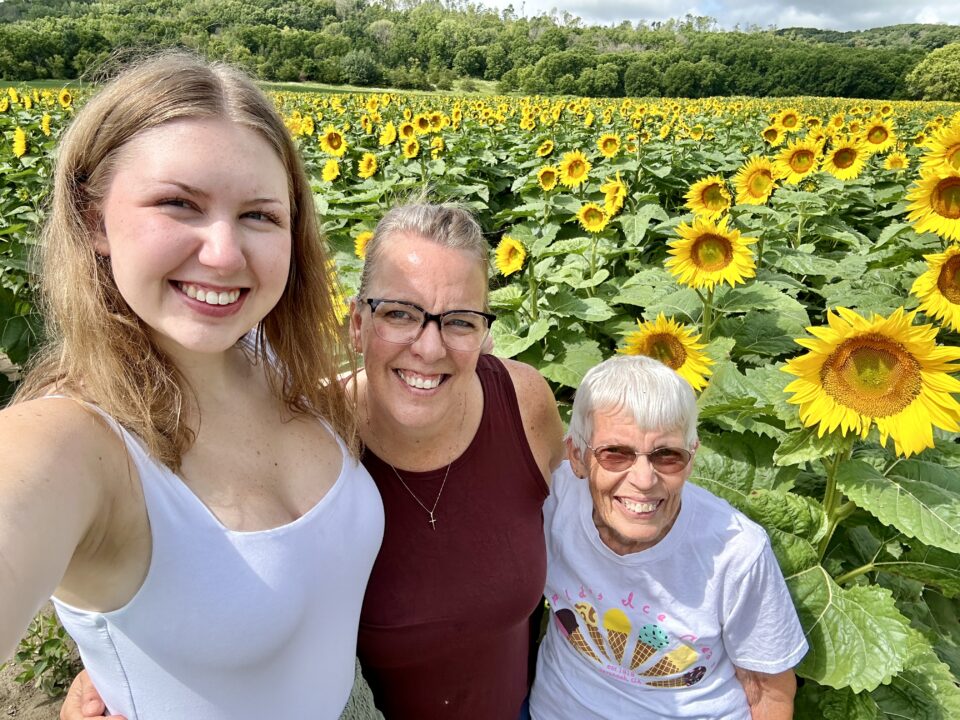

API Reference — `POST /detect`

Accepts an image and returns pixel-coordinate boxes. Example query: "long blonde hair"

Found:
[15,51,357,468]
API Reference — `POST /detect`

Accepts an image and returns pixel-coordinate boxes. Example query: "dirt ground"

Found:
[0,661,62,720]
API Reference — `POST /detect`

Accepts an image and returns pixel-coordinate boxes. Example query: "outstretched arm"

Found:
[735,667,797,720]
[0,400,113,660]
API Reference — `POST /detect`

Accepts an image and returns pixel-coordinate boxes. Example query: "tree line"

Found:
[1,0,958,99]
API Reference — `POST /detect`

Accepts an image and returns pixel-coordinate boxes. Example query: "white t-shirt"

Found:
[530,463,808,720]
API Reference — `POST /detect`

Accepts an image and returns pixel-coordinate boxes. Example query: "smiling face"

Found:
[350,232,488,434]
[95,118,291,360]
[569,408,695,556]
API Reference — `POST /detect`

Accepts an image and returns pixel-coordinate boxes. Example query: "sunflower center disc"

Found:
[648,334,687,368]
[868,127,888,144]
[820,334,922,417]
[937,255,960,304]
[791,150,814,172]
[749,172,772,195]
[703,185,726,210]
[692,234,734,271]
[933,177,960,220]
[835,148,857,169]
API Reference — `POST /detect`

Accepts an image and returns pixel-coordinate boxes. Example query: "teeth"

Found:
[179,283,241,306]
[398,370,441,390]
[621,499,658,514]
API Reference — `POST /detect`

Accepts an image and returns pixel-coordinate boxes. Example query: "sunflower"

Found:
[354,230,374,259]
[398,121,416,140]
[688,124,705,141]
[319,125,347,157]
[911,245,960,332]
[733,156,778,205]
[666,216,758,290]
[12,126,26,158]
[774,137,821,184]
[923,123,960,172]
[537,166,559,191]
[379,121,397,146]
[413,113,432,135]
[576,203,609,233]
[782,307,960,457]
[600,173,628,216]
[684,175,731,218]
[558,150,591,188]
[321,158,340,182]
[884,152,909,172]
[761,125,785,147]
[619,314,713,391]
[537,139,555,157]
[57,88,72,109]
[494,235,526,276]
[431,136,444,159]
[41,113,51,137]
[597,133,621,158]
[906,168,960,242]
[402,138,420,159]
[862,116,896,154]
[776,107,802,132]
[358,153,378,179]
[822,137,867,181]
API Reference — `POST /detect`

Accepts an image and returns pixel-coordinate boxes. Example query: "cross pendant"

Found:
[429,512,437,530]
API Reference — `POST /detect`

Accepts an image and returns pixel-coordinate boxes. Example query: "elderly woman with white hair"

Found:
[530,355,807,720]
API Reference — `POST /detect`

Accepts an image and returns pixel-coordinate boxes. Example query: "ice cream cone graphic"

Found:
[630,624,669,670]
[640,641,699,677]
[602,608,631,663]
[556,608,601,664]
[574,602,609,659]
[649,665,707,688]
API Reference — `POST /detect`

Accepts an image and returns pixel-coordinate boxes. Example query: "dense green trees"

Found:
[907,42,960,101]
[0,0,956,99]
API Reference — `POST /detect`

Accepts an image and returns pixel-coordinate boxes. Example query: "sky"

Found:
[474,0,958,32]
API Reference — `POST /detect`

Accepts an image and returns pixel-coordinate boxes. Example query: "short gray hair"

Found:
[567,355,699,454]
[358,202,490,304]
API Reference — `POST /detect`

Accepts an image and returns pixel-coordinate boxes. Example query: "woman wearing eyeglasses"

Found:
[348,203,565,719]
[530,355,807,720]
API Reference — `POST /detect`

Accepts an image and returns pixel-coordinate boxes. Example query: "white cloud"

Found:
[479,0,960,31]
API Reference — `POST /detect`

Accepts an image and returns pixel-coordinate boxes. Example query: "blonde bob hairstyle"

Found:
[567,355,699,456]
[15,51,357,468]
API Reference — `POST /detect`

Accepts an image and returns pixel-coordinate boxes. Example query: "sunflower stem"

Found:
[833,562,875,587]
[700,287,715,343]
[817,440,854,559]
[527,260,539,322]
[793,212,804,249]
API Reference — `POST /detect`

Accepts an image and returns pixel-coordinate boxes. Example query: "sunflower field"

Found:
[3,84,960,715]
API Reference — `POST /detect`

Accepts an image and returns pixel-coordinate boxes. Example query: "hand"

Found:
[60,669,127,720]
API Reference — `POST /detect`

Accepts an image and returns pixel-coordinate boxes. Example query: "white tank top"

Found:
[51,408,384,720]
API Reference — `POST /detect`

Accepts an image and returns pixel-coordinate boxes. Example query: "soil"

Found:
[1,605,75,720]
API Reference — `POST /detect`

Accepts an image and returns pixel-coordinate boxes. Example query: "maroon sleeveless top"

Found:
[358,354,549,719]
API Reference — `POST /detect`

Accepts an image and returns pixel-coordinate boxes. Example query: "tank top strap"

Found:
[473,355,544,490]
[39,395,213,528]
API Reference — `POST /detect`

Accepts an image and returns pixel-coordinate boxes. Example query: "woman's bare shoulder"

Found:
[499,358,565,475]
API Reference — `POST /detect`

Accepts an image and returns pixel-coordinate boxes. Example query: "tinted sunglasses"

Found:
[586,445,693,473]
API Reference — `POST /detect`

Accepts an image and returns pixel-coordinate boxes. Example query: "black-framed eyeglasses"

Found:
[363,298,496,352]
[586,444,693,473]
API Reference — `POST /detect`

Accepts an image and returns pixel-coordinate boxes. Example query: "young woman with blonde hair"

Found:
[0,51,384,719]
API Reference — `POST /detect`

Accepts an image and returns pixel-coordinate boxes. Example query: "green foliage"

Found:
[1,610,80,698]
[907,42,960,101]
[0,0,946,97]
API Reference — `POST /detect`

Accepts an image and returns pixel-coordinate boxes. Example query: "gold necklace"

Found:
[389,462,452,530]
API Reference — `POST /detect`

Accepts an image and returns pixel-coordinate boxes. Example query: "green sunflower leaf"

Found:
[835,459,960,554]
[871,627,960,720]
[539,338,603,389]
[774,426,854,466]
[874,543,960,598]
[743,490,829,545]
[788,570,912,692]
